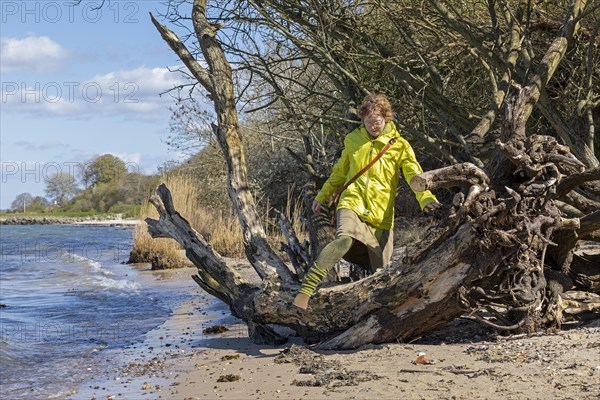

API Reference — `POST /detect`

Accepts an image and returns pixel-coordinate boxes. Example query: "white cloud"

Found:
[1,65,189,119]
[0,35,71,73]
[112,152,141,165]
[14,140,68,151]
[110,152,144,174]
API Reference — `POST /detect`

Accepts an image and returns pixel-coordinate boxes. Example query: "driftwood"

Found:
[146,0,600,349]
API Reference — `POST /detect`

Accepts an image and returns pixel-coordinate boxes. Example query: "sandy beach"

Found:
[65,263,600,400]
[72,218,141,226]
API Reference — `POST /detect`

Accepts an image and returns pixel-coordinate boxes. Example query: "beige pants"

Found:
[335,208,393,273]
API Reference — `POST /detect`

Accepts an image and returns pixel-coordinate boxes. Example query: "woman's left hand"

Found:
[424,202,442,213]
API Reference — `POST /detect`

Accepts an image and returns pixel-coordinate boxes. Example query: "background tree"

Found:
[68,172,159,214]
[166,97,216,156]
[195,0,598,169]
[167,97,307,211]
[45,172,79,206]
[82,154,127,186]
[10,193,33,213]
[29,196,49,212]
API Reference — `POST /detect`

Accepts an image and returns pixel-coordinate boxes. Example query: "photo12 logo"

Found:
[1,161,141,184]
[1,81,139,104]
[0,241,133,263]
[1,1,140,24]
[0,321,141,343]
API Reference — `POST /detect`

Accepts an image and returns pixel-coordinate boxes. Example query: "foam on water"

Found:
[84,275,141,293]
[63,251,115,276]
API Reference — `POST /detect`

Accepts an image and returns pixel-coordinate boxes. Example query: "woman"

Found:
[293,93,441,310]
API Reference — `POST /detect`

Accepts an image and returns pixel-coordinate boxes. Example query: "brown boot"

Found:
[292,293,310,310]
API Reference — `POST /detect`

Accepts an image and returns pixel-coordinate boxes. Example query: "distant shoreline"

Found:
[0,216,141,226]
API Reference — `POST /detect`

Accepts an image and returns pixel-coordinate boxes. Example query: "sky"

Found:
[0,0,196,209]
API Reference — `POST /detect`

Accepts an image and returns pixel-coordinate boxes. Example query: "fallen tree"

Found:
[147,0,600,349]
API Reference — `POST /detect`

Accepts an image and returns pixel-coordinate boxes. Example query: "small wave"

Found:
[63,252,114,276]
[85,275,140,293]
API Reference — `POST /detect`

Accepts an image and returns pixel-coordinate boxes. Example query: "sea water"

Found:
[0,224,200,399]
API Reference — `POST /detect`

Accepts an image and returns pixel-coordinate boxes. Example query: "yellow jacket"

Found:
[315,121,438,230]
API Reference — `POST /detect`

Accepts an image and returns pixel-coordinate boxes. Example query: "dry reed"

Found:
[131,174,306,267]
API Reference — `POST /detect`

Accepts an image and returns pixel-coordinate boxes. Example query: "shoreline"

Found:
[66,263,600,399]
[0,216,141,226]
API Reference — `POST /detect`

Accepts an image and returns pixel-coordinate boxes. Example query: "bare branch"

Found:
[150,12,214,93]
[556,167,600,197]
[410,163,490,191]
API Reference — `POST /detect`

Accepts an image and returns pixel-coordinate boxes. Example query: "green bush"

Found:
[108,202,132,214]
[123,205,142,219]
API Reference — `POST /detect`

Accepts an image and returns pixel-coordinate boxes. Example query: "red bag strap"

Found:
[331,137,396,206]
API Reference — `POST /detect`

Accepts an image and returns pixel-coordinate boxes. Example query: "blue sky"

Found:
[1,0,194,209]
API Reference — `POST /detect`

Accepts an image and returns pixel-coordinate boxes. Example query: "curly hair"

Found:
[357,93,394,121]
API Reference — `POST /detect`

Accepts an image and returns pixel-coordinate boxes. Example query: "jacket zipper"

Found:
[363,139,375,210]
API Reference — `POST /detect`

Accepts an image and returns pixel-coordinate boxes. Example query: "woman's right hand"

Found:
[312,199,321,214]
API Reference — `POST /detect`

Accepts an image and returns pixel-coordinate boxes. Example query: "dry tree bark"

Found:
[147,0,600,348]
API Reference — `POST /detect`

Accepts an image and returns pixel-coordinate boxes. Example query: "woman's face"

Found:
[363,113,386,137]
